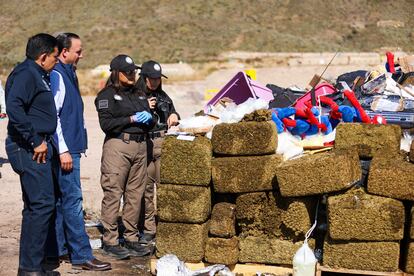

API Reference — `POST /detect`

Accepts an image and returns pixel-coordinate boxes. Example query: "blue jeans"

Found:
[55,153,93,264]
[5,137,59,272]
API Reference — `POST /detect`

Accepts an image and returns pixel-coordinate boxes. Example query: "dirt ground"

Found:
[0,63,373,275]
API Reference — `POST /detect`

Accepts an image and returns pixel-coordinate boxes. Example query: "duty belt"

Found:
[149,130,165,139]
[113,132,147,143]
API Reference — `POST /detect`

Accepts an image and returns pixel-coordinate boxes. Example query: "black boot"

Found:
[102,244,130,260]
[139,233,155,245]
[124,241,151,257]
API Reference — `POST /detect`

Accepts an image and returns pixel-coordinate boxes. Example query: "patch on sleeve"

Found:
[98,99,109,109]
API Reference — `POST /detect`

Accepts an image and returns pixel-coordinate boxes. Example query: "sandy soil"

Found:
[0,64,371,275]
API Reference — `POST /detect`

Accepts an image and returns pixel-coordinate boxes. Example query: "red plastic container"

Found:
[293,83,336,111]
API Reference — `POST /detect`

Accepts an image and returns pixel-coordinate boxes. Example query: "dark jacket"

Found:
[52,61,87,154]
[135,76,179,132]
[95,85,154,136]
[6,59,57,148]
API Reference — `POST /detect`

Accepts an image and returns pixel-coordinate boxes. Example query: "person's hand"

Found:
[167,113,179,128]
[131,111,152,124]
[60,152,73,171]
[148,97,157,109]
[33,141,48,164]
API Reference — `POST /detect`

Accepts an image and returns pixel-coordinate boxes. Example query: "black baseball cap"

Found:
[110,54,140,72]
[140,60,168,79]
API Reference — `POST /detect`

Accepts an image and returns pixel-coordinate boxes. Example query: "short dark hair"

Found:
[56,32,80,53]
[25,33,58,60]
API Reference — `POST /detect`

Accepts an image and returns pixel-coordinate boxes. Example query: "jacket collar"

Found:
[25,58,48,75]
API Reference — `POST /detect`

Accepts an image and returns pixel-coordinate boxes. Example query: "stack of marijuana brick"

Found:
[156,136,212,262]
[155,114,413,272]
[323,123,413,273]
[156,110,319,265]
[210,114,317,265]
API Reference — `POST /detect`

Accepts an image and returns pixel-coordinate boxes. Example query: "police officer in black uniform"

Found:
[95,54,153,259]
[5,33,60,276]
[134,60,179,245]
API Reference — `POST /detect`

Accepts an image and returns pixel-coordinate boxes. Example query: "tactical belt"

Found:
[148,130,166,139]
[112,132,147,143]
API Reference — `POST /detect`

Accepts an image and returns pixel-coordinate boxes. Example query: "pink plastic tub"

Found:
[293,83,336,111]
[204,72,274,113]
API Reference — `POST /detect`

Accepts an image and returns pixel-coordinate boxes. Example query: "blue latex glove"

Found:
[132,111,152,124]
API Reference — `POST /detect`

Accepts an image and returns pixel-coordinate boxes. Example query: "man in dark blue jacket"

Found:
[5,33,59,276]
[50,33,111,271]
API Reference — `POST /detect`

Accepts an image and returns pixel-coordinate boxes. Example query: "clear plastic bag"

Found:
[293,241,317,276]
[292,202,318,276]
[156,254,233,276]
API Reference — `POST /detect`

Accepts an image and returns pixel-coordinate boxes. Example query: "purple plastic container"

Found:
[204,72,274,113]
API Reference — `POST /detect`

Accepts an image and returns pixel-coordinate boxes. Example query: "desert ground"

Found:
[0,57,378,275]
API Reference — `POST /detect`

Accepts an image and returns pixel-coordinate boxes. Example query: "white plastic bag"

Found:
[156,254,233,276]
[401,129,413,153]
[292,241,317,276]
[293,201,318,276]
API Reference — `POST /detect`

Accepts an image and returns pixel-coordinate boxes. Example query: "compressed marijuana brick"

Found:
[209,202,236,238]
[212,121,277,156]
[212,154,282,193]
[204,237,239,265]
[368,156,414,201]
[327,188,405,241]
[323,239,400,272]
[276,150,361,197]
[156,221,209,262]
[160,136,212,185]
[157,184,211,223]
[335,123,401,158]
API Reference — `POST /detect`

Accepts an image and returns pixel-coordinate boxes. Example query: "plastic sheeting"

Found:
[156,254,233,276]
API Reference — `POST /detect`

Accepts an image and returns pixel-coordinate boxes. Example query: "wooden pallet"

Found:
[316,263,414,276]
[150,259,293,275]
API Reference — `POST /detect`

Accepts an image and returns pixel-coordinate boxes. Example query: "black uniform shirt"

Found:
[6,59,57,148]
[95,85,154,135]
[149,89,180,132]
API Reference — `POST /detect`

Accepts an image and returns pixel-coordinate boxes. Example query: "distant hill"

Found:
[0,0,413,69]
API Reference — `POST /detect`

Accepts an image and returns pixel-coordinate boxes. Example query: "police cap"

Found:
[140,60,168,79]
[110,54,140,72]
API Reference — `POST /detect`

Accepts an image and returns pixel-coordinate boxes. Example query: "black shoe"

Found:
[102,244,130,260]
[17,269,44,276]
[17,269,60,276]
[45,271,60,276]
[124,240,151,257]
[139,233,155,245]
[41,257,60,271]
[72,258,112,271]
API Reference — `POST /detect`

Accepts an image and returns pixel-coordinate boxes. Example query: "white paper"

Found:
[177,135,196,141]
